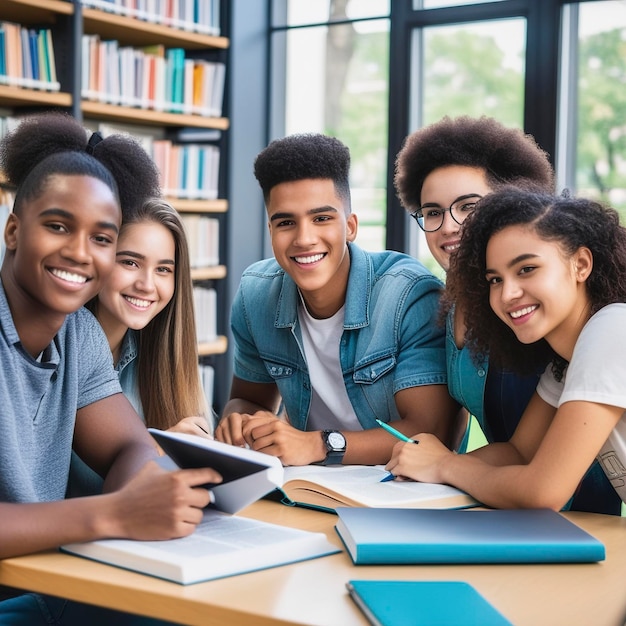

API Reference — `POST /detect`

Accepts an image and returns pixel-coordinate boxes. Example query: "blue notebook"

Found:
[347,580,512,626]
[335,508,605,565]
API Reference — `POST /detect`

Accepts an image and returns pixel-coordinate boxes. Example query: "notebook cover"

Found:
[336,508,605,564]
[347,580,512,626]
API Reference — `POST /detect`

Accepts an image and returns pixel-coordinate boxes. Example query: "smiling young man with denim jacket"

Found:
[214,133,461,466]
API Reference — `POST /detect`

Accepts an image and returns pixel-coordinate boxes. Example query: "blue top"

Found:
[116,329,143,418]
[231,243,447,430]
[0,281,121,503]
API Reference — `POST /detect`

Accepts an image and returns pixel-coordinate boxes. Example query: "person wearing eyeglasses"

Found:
[394,115,621,515]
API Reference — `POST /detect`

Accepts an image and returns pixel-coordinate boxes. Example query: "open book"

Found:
[149,430,476,513]
[274,464,477,512]
[62,508,339,585]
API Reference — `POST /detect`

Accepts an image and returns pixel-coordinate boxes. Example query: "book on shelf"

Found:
[335,507,606,565]
[0,21,59,92]
[61,506,339,585]
[79,0,222,37]
[346,580,513,626]
[80,36,226,117]
[194,286,217,344]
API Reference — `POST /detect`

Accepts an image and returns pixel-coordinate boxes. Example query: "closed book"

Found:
[346,580,512,626]
[62,508,339,585]
[335,508,605,564]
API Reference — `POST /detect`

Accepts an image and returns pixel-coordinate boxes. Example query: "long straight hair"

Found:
[90,198,208,429]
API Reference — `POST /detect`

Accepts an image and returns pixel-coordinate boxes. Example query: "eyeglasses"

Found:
[410,194,483,232]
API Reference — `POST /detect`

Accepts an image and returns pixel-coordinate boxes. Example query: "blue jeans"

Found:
[0,593,176,625]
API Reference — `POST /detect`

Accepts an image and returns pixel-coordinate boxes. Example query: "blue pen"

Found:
[375,419,418,482]
[375,419,419,444]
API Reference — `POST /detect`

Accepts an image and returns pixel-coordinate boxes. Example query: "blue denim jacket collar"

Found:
[275,242,370,330]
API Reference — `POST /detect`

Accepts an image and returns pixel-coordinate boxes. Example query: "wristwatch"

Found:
[319,430,346,465]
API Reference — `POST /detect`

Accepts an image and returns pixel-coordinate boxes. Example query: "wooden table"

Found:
[1,501,625,625]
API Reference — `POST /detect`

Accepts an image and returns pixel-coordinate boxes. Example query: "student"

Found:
[394,116,619,514]
[69,199,212,497]
[214,133,461,466]
[0,113,220,623]
[87,197,211,435]
[386,187,626,513]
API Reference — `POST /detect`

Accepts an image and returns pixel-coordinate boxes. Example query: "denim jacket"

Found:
[231,243,447,430]
[116,329,143,419]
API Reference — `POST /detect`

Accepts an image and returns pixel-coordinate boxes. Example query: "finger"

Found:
[180,467,223,486]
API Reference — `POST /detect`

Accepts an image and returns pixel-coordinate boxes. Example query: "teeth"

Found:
[443,243,460,252]
[294,253,324,264]
[125,296,151,308]
[510,305,537,319]
[51,269,87,284]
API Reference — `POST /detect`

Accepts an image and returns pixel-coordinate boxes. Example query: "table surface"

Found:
[1,501,625,626]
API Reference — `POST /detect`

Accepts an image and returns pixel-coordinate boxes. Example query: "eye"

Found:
[93,234,115,245]
[486,275,501,285]
[519,265,536,275]
[156,265,174,274]
[457,202,477,214]
[275,219,294,228]
[313,215,332,223]
[46,222,68,234]
[425,208,442,218]
[119,258,139,268]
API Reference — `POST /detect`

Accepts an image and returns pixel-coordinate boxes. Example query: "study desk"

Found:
[1,501,625,626]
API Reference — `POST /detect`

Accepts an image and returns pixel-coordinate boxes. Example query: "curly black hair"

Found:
[445,187,626,379]
[394,116,555,213]
[254,133,351,209]
[0,112,160,217]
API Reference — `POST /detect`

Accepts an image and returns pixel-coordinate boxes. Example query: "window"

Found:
[270,1,390,251]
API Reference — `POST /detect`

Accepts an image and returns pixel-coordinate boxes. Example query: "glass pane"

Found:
[419,0,502,7]
[575,1,626,218]
[408,17,525,269]
[273,19,390,251]
[274,0,390,28]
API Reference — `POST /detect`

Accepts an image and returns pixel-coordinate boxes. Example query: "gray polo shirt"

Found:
[0,281,121,503]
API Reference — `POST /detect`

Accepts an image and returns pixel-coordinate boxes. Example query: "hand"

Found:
[107,461,222,541]
[385,433,454,484]
[214,409,277,447]
[168,416,213,439]
[242,416,326,466]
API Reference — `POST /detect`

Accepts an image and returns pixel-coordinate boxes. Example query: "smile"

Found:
[124,295,152,309]
[293,253,325,264]
[509,305,538,319]
[441,242,460,253]
[50,269,88,284]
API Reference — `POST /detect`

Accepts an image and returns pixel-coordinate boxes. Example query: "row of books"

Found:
[181,214,220,268]
[81,35,225,117]
[80,0,221,37]
[0,21,59,92]
[194,286,217,344]
[198,363,214,414]
[153,140,220,201]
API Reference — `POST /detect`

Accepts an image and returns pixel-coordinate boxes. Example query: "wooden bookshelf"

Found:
[0,0,231,406]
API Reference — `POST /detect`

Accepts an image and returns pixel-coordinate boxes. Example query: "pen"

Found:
[375,419,419,444]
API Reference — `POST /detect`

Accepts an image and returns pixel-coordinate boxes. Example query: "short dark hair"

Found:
[445,187,626,379]
[394,116,555,213]
[0,112,160,217]
[254,133,351,208]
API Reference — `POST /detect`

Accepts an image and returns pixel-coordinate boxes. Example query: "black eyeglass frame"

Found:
[410,194,483,232]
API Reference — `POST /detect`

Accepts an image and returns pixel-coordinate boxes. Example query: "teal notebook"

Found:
[347,580,512,626]
[336,508,605,564]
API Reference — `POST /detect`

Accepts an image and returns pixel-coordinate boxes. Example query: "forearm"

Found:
[221,397,281,419]
[343,425,413,465]
[102,442,160,492]
[0,496,119,559]
[467,441,527,466]
[439,453,568,510]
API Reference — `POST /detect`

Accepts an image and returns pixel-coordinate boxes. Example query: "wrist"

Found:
[313,430,347,465]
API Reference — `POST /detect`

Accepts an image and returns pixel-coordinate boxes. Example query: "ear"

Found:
[573,246,593,283]
[346,212,358,243]
[4,213,19,251]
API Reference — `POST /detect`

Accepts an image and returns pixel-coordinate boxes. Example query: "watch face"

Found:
[327,431,346,450]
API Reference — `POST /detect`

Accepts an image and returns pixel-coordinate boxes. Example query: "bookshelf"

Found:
[0,0,230,412]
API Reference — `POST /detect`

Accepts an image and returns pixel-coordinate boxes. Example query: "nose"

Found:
[134,269,155,292]
[439,209,460,235]
[500,278,523,304]
[61,235,91,264]
[293,221,317,247]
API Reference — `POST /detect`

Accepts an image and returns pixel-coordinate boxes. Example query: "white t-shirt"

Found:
[536,303,626,504]
[297,297,361,431]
